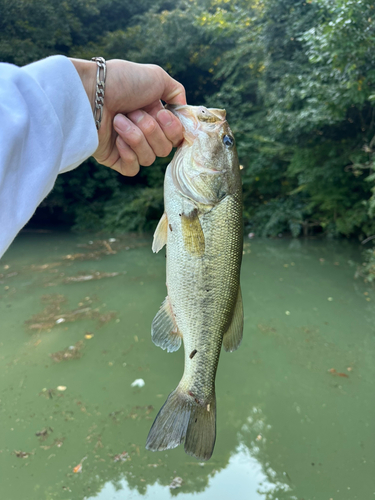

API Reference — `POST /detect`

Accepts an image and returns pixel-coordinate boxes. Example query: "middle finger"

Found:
[113,114,156,167]
[127,110,173,158]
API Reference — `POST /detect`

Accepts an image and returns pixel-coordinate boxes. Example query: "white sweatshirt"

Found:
[0,55,99,257]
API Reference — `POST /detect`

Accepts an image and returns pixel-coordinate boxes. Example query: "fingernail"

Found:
[114,114,131,132]
[130,110,145,124]
[157,109,172,127]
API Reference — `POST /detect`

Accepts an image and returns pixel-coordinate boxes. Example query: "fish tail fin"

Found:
[184,392,216,461]
[146,387,216,461]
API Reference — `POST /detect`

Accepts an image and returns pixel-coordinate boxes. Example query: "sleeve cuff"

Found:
[23,55,99,173]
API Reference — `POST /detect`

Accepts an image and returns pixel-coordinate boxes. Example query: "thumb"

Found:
[159,70,187,105]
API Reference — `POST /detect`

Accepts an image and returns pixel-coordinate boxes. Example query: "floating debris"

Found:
[257,324,277,334]
[169,477,183,489]
[62,238,144,262]
[131,379,145,388]
[39,388,56,399]
[57,386,67,391]
[84,333,94,340]
[285,311,291,315]
[328,368,349,378]
[14,450,33,458]
[25,295,116,331]
[63,271,119,284]
[28,262,62,271]
[73,463,82,473]
[40,438,64,450]
[35,427,53,440]
[50,342,83,362]
[327,297,333,301]
[113,451,129,462]
[73,456,87,473]
[126,405,154,420]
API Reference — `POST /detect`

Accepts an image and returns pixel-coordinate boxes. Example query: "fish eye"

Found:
[223,134,234,147]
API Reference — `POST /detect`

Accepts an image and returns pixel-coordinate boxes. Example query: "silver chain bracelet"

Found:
[91,57,106,130]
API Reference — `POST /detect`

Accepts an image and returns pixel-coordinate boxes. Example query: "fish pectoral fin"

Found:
[181,209,205,257]
[152,212,168,253]
[151,296,182,352]
[223,287,243,352]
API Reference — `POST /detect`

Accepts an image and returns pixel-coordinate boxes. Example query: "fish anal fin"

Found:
[152,213,168,253]
[151,296,182,352]
[223,287,243,352]
[181,209,205,257]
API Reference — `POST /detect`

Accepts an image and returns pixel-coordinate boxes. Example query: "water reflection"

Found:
[88,444,285,500]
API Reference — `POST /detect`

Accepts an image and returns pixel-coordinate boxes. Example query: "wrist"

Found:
[69,58,97,112]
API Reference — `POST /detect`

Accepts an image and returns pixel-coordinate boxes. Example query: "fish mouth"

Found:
[166,104,196,121]
[166,104,226,123]
[166,105,227,146]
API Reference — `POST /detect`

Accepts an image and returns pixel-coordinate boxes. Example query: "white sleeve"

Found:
[0,55,99,257]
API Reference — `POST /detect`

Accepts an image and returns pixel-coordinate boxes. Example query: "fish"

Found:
[146,104,243,461]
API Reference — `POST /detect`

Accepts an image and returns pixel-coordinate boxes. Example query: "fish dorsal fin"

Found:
[223,287,243,352]
[152,213,168,253]
[152,296,182,352]
[181,209,205,257]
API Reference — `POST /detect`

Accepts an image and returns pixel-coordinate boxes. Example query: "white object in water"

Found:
[131,379,145,388]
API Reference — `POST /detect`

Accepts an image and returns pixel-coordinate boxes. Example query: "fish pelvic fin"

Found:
[152,212,168,253]
[223,286,243,352]
[146,387,216,461]
[151,296,182,352]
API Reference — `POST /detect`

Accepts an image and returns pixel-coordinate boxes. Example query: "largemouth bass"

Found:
[146,104,243,461]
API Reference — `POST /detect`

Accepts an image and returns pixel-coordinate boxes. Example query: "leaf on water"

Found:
[73,456,87,473]
[73,463,82,473]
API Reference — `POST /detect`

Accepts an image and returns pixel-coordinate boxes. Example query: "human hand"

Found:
[70,58,186,176]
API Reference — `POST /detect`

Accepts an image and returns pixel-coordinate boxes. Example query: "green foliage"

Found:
[356,246,375,283]
[2,0,375,241]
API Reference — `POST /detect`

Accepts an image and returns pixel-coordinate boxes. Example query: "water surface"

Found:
[0,232,374,499]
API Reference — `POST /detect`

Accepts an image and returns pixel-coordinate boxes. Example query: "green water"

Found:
[0,232,374,500]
